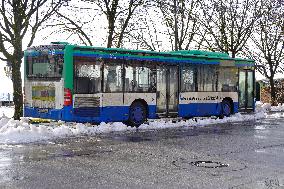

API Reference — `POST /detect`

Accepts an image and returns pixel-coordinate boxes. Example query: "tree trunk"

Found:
[269,77,277,106]
[106,0,119,48]
[107,21,115,48]
[11,55,23,120]
[231,50,236,58]
[173,0,179,51]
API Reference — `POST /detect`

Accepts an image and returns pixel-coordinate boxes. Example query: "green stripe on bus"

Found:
[72,50,219,64]
[64,45,74,91]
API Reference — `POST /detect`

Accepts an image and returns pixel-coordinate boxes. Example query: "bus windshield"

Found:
[26,53,64,79]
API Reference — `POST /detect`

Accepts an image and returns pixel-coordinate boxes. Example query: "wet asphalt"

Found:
[1,116,284,189]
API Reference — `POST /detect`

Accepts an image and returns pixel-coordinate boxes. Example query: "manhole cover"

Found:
[172,158,246,171]
[191,161,229,168]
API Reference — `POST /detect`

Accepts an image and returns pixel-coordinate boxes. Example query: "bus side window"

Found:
[196,65,218,92]
[103,60,123,93]
[56,55,64,76]
[124,63,135,92]
[124,60,156,93]
[181,66,196,92]
[74,56,102,94]
[149,69,156,92]
[218,67,238,92]
[75,77,90,93]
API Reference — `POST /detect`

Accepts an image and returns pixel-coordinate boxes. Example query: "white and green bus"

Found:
[24,42,255,126]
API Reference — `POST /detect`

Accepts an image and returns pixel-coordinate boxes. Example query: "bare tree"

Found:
[198,0,261,57]
[82,0,143,48]
[245,0,284,105]
[0,0,63,119]
[54,11,94,46]
[156,0,200,51]
[49,1,104,46]
[127,3,164,51]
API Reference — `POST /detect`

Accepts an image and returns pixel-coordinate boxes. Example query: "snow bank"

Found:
[0,106,14,118]
[255,101,271,112]
[271,104,284,112]
[266,112,284,119]
[140,111,266,130]
[0,109,267,144]
[0,117,137,144]
[255,101,284,112]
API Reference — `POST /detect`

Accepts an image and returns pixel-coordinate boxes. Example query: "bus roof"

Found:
[70,44,254,62]
[25,43,255,65]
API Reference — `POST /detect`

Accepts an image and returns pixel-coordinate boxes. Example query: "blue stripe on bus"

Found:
[178,102,238,117]
[73,53,220,65]
[24,104,157,123]
[24,102,238,123]
[25,51,64,56]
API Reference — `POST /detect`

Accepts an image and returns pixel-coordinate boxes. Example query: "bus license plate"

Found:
[38,108,49,113]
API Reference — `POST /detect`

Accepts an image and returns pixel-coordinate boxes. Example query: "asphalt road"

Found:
[1,115,284,189]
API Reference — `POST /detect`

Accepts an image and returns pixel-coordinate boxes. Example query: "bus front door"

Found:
[156,66,179,116]
[239,70,254,111]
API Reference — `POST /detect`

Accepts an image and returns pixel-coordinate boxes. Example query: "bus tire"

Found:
[220,100,232,118]
[128,101,147,127]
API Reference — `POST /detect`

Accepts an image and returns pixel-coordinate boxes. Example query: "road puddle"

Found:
[113,135,153,142]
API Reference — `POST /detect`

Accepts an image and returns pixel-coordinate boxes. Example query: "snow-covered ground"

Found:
[0,104,283,144]
[255,101,284,112]
[0,106,14,118]
[271,104,284,112]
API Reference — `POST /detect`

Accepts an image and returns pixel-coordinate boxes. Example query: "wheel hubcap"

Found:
[223,103,231,116]
[132,106,144,123]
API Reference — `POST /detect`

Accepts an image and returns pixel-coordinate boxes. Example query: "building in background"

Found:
[256,79,284,104]
[0,92,13,106]
[0,62,13,106]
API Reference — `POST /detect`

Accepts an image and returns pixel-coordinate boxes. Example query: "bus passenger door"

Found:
[156,67,167,114]
[168,66,179,114]
[156,66,179,116]
[239,70,254,111]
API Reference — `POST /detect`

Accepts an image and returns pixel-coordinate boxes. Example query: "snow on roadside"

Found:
[140,111,267,130]
[266,112,284,119]
[255,101,284,112]
[0,118,135,144]
[271,104,284,112]
[255,102,284,118]
[0,106,268,144]
[0,106,14,118]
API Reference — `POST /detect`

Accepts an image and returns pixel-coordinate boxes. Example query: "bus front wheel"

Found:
[128,101,147,127]
[220,100,232,118]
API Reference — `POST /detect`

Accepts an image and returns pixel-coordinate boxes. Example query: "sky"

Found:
[0,64,13,94]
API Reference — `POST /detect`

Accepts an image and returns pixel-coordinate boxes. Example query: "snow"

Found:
[255,101,284,112]
[0,106,14,118]
[267,113,284,119]
[271,104,284,112]
[0,103,281,145]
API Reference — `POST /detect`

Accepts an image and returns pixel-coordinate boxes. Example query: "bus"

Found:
[24,42,255,126]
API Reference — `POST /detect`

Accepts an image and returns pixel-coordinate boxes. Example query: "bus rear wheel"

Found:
[220,100,232,118]
[128,101,147,127]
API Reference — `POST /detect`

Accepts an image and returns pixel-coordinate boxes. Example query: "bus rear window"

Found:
[26,54,64,78]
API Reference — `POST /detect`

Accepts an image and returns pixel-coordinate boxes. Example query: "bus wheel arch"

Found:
[128,99,148,127]
[220,97,234,118]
